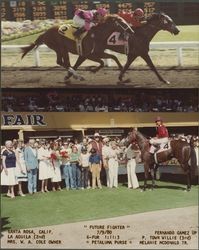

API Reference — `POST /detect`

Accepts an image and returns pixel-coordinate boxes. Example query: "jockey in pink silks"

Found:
[73,7,108,38]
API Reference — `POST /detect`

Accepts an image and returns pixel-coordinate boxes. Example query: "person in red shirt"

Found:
[118,8,146,29]
[149,117,169,154]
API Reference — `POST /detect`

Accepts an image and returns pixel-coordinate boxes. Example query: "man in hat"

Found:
[149,117,169,154]
[90,133,103,157]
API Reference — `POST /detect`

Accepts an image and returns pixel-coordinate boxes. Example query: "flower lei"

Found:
[50,152,57,168]
[60,151,69,159]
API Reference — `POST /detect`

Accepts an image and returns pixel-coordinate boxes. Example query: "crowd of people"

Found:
[1,133,141,198]
[2,91,198,112]
[1,130,198,199]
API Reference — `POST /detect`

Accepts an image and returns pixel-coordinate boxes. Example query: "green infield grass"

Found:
[2,25,199,45]
[1,181,198,230]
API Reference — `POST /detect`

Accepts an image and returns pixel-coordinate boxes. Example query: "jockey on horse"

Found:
[73,7,108,39]
[118,8,147,28]
[149,117,169,154]
[118,8,146,40]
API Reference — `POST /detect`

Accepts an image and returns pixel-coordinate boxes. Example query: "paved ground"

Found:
[1,66,199,88]
[1,206,198,249]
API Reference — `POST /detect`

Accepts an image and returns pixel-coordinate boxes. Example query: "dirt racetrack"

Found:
[1,206,198,249]
[2,66,199,88]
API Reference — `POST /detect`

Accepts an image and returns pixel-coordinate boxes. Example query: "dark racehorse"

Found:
[21,15,133,80]
[124,128,196,191]
[67,12,180,84]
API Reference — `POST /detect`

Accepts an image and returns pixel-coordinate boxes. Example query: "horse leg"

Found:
[154,164,160,181]
[118,54,137,83]
[56,51,64,67]
[100,52,123,71]
[186,167,191,192]
[86,52,123,73]
[64,56,86,81]
[141,54,170,85]
[86,55,104,73]
[150,168,155,190]
[55,50,74,83]
[142,163,149,191]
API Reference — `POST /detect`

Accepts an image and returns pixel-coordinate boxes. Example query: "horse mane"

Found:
[136,130,148,141]
[103,14,124,23]
[146,12,161,21]
[146,12,171,22]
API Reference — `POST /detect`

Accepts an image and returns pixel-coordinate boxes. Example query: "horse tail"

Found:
[189,140,197,179]
[21,33,44,59]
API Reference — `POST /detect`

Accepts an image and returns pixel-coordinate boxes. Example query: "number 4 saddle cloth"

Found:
[58,23,88,41]
[107,32,128,46]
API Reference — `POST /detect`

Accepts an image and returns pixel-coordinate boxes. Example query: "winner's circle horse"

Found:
[123,128,197,191]
[21,15,134,82]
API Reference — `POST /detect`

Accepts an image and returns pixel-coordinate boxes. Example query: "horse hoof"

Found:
[118,76,122,82]
[64,75,70,81]
[90,68,98,73]
[123,78,131,83]
[79,76,85,81]
[117,81,125,85]
[64,79,71,85]
[73,75,79,80]
[164,80,170,85]
[88,66,99,73]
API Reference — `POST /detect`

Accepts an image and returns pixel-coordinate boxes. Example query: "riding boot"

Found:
[73,27,86,39]
[154,145,160,154]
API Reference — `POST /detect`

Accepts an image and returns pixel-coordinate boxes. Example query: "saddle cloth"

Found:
[58,23,88,41]
[157,141,171,153]
[153,141,171,164]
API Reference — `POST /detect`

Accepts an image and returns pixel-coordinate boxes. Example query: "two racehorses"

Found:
[21,12,180,84]
[21,14,133,81]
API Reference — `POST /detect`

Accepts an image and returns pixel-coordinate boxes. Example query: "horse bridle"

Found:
[148,14,174,32]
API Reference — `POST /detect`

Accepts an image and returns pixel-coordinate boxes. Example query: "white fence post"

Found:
[177,47,183,66]
[34,49,40,67]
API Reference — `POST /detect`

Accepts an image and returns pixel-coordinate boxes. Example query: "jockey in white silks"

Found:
[149,117,169,154]
[73,7,108,38]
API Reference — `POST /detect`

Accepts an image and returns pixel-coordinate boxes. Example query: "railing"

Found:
[2,41,199,67]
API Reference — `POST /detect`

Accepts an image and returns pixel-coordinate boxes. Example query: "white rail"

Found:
[2,41,199,67]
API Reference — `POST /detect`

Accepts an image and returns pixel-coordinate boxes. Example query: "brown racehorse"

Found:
[124,128,197,192]
[66,12,180,84]
[21,15,134,81]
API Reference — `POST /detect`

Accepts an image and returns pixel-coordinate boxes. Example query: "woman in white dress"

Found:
[1,140,18,198]
[38,141,51,193]
[49,142,62,191]
[15,140,27,196]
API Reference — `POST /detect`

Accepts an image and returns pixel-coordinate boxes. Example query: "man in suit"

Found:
[24,139,38,194]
